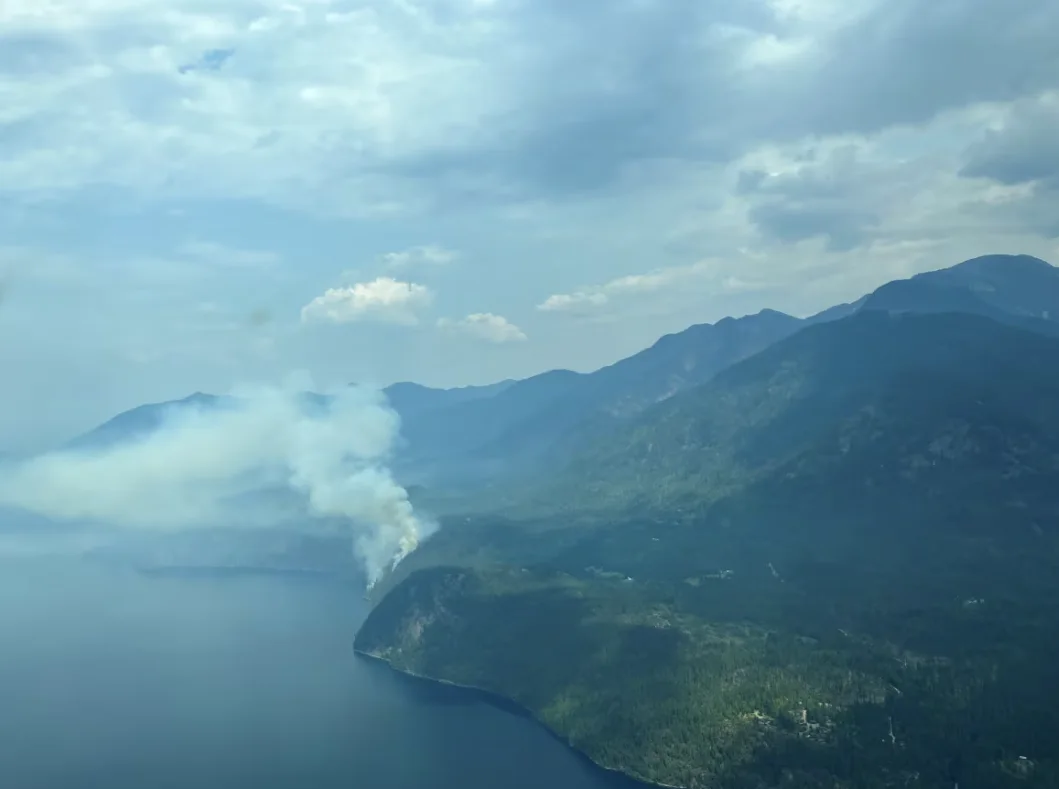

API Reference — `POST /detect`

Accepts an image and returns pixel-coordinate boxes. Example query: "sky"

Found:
[0,0,1058,451]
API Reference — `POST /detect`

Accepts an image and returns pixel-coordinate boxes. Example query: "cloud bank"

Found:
[0,382,433,586]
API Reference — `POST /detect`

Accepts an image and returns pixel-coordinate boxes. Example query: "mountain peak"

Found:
[756,307,792,319]
[181,391,220,406]
[860,253,1058,324]
[713,307,795,328]
[948,253,1053,273]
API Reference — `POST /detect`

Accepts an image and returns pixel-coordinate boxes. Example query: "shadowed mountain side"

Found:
[358,310,1059,788]
[383,380,517,422]
[558,310,1059,515]
[863,254,1059,321]
[397,310,805,484]
[397,254,1059,487]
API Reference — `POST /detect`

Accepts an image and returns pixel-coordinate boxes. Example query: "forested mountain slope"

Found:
[395,254,1059,484]
[395,309,805,481]
[359,311,1059,789]
[564,309,1059,515]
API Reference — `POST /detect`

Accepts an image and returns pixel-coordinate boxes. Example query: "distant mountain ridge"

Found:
[383,379,517,421]
[393,307,807,484]
[67,254,1059,480]
[67,309,804,462]
[560,309,1059,517]
[395,253,1059,482]
[862,253,1058,319]
[67,392,234,450]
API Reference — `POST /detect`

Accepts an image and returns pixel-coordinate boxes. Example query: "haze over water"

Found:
[0,557,639,789]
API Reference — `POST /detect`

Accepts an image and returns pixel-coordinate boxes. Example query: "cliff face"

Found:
[355,566,476,670]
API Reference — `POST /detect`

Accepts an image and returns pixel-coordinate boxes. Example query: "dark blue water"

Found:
[0,558,642,789]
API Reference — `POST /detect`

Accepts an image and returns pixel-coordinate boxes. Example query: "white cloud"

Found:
[437,312,527,344]
[379,244,458,270]
[537,291,610,314]
[301,277,433,326]
[538,259,767,315]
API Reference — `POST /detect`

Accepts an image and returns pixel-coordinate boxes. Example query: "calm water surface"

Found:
[0,558,642,789]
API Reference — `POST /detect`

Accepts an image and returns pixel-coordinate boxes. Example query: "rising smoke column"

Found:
[0,381,434,586]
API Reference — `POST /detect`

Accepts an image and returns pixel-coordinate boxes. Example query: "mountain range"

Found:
[69,254,1059,495]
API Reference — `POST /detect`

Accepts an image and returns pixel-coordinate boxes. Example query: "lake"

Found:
[0,557,644,789]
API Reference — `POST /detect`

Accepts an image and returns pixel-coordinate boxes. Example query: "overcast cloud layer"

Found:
[1,0,1058,449]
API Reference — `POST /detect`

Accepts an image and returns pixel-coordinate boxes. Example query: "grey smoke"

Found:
[0,380,434,586]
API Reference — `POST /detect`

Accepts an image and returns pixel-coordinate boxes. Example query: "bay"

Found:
[0,557,642,789]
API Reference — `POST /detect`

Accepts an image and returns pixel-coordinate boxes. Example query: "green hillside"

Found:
[563,310,1059,514]
[358,311,1059,788]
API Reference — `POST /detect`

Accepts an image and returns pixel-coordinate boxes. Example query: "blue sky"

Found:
[1,0,1057,450]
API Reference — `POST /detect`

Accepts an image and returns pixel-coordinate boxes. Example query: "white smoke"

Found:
[0,381,434,586]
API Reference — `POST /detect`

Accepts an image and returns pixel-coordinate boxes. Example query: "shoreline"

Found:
[353,648,686,789]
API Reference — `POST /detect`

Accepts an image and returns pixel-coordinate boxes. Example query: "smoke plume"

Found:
[0,381,434,586]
